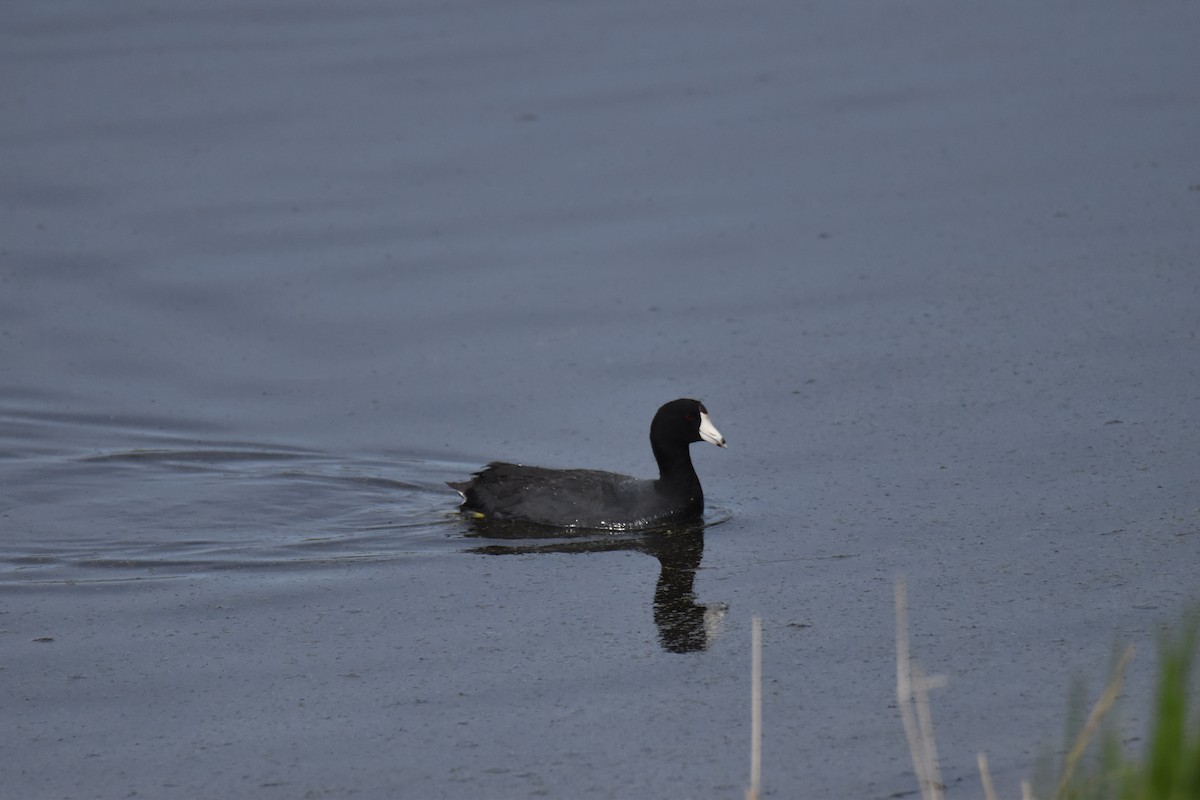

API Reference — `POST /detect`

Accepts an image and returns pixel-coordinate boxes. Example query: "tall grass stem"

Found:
[746,615,762,800]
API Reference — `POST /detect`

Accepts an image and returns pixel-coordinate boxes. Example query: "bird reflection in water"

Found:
[461,518,727,654]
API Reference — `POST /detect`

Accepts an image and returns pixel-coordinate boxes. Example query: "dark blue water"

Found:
[3,2,1199,798]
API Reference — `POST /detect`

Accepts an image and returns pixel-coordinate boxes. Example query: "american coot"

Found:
[449,398,727,530]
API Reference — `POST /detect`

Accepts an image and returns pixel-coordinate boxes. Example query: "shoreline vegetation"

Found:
[745,579,1200,799]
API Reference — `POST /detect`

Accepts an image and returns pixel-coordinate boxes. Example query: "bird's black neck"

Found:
[653,442,703,508]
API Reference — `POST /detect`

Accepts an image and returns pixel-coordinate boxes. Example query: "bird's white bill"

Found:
[699,411,727,447]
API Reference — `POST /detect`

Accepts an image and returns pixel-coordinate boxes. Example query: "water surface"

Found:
[3,1,1199,798]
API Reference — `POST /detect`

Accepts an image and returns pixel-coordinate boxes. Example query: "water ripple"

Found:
[1,434,469,584]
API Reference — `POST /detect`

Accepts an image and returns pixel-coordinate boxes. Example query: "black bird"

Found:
[449,398,726,530]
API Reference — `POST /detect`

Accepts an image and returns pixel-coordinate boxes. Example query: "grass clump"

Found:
[1042,609,1200,800]
[893,578,1200,800]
